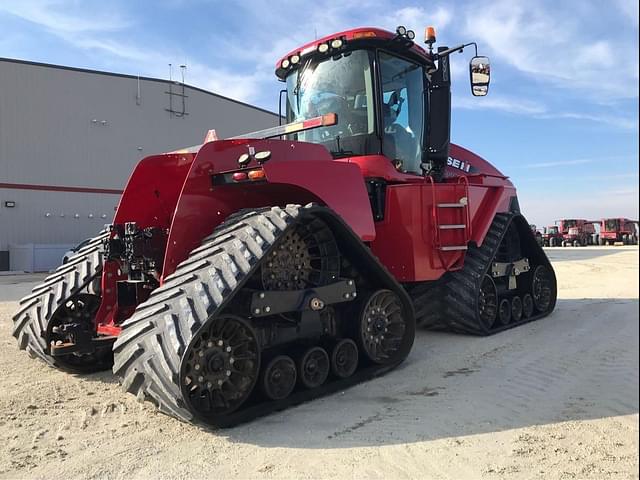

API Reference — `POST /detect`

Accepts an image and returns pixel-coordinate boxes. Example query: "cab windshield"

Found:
[548,226,559,234]
[605,219,619,231]
[286,50,376,158]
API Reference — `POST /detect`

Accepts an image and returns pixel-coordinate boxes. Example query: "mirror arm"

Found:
[433,42,478,60]
[278,89,287,126]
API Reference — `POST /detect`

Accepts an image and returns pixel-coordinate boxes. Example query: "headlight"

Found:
[290,54,300,64]
[330,38,343,49]
[318,42,329,53]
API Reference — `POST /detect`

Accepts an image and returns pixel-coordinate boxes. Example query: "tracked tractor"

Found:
[13,26,556,427]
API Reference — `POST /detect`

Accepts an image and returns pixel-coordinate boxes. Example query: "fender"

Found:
[161,139,375,277]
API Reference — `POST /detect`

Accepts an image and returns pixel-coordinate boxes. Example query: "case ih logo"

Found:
[447,156,476,173]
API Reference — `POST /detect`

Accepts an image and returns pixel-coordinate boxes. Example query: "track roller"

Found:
[522,293,534,318]
[261,355,297,400]
[511,296,523,323]
[297,347,330,389]
[498,298,511,326]
[331,339,359,378]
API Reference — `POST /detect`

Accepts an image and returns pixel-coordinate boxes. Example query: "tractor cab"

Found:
[275,27,490,180]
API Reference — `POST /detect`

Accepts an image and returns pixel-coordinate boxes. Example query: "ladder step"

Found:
[439,224,466,230]
[437,203,466,208]
[440,245,468,251]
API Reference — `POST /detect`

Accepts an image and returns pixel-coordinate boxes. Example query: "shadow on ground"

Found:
[70,297,639,449]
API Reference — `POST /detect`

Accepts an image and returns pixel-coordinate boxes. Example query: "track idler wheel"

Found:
[522,293,534,318]
[478,275,498,330]
[48,293,106,371]
[532,265,553,313]
[511,296,523,323]
[330,339,359,379]
[498,298,511,326]
[358,289,408,365]
[262,355,297,400]
[182,315,260,417]
[297,347,330,389]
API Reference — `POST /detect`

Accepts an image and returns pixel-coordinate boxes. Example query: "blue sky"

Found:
[1,0,638,227]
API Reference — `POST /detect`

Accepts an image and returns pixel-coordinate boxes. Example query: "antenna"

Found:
[180,64,187,85]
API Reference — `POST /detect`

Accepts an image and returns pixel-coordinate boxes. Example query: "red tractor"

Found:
[13,26,556,427]
[542,225,562,247]
[556,219,596,247]
[598,218,638,245]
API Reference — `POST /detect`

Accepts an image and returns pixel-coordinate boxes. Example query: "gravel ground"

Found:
[0,246,638,479]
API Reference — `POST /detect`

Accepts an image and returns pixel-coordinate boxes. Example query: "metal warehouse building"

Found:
[0,58,279,271]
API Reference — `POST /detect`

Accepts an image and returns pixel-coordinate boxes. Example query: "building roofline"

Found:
[0,56,279,118]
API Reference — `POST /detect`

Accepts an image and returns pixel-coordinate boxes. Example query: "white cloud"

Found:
[463,0,639,101]
[523,159,594,169]
[454,94,546,115]
[0,0,131,33]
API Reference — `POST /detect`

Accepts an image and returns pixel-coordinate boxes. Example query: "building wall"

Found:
[0,58,279,270]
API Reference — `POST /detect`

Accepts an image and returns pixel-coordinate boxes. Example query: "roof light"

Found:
[318,42,329,53]
[396,25,407,36]
[353,31,376,39]
[254,150,272,163]
[238,153,251,167]
[406,30,415,40]
[290,54,300,64]
[248,169,266,181]
[281,58,290,69]
[330,38,343,49]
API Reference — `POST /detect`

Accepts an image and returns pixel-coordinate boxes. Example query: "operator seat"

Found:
[382,102,417,171]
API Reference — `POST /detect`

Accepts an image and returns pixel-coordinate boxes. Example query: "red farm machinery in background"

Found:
[13,26,556,427]
[543,219,596,247]
[596,218,638,245]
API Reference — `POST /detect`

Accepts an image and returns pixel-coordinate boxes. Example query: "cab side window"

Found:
[379,52,425,174]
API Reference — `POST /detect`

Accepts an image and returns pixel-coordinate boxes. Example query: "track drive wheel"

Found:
[331,339,359,378]
[297,347,330,389]
[261,355,297,400]
[358,289,409,365]
[182,315,260,417]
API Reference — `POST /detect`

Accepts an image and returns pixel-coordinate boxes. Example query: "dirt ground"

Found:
[0,246,638,479]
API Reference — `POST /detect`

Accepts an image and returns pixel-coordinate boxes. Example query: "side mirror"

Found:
[469,56,490,96]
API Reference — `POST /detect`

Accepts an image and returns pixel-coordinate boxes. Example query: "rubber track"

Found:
[410,213,556,335]
[12,231,108,371]
[112,205,410,427]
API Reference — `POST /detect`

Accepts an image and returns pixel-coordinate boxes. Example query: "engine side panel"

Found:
[370,181,515,282]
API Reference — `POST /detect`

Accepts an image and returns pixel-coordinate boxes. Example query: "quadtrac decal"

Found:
[446,156,477,174]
